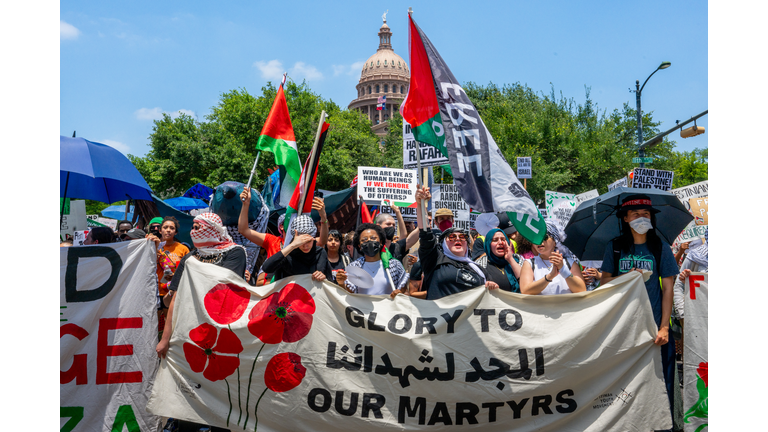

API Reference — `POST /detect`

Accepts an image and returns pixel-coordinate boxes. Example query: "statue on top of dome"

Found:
[382,10,388,23]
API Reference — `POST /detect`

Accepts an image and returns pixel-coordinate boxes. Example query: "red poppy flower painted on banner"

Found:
[248,283,316,344]
[697,362,708,387]
[204,283,251,325]
[183,323,243,382]
[264,352,306,392]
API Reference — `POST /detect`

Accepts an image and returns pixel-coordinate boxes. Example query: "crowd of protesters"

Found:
[60,184,706,432]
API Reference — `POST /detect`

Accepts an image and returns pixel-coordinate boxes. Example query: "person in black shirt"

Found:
[412,185,498,300]
[325,229,349,282]
[260,215,333,282]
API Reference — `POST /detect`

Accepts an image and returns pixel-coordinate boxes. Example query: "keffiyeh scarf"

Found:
[191,212,243,257]
[545,219,579,266]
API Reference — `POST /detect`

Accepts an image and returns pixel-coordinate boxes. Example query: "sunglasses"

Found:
[446,233,468,242]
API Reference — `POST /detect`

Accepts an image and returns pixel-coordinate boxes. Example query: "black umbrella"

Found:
[563,186,693,261]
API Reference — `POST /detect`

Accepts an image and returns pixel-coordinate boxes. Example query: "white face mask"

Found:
[629,217,653,235]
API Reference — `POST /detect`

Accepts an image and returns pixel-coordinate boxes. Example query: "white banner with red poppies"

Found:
[148,262,672,431]
[60,239,162,432]
[683,273,708,432]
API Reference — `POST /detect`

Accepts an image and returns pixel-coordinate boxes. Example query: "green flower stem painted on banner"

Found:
[243,342,266,429]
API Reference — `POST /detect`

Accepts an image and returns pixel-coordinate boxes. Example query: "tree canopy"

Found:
[129,80,707,207]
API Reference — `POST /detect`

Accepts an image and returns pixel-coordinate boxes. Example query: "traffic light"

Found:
[681,125,705,138]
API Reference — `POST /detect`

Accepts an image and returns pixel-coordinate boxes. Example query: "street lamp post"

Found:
[635,61,671,168]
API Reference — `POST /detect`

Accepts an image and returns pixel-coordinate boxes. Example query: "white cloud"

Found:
[61,20,81,40]
[291,62,323,81]
[100,139,131,155]
[134,107,197,121]
[332,61,366,77]
[135,107,163,121]
[254,60,284,81]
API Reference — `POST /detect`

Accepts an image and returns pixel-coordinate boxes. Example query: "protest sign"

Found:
[671,181,708,214]
[689,197,708,225]
[632,168,674,191]
[402,120,449,169]
[517,157,532,179]
[60,239,161,432]
[149,265,672,431]
[72,230,89,246]
[678,224,708,244]
[430,183,471,231]
[608,177,628,191]
[379,205,418,223]
[61,199,87,240]
[357,167,417,206]
[683,273,708,432]
[545,190,599,227]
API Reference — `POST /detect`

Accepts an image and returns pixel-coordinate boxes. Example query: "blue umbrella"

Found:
[101,204,135,221]
[183,183,215,202]
[563,186,693,261]
[164,196,209,212]
[60,136,153,203]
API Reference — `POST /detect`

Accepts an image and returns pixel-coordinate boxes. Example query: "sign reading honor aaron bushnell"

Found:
[357,166,417,206]
[683,273,708,432]
[60,239,162,432]
[148,261,672,431]
[431,183,471,230]
[632,168,675,191]
[402,120,449,169]
[516,157,532,179]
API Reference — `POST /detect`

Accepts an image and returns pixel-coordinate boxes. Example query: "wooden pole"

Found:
[414,141,428,231]
[297,110,327,216]
[524,178,527,190]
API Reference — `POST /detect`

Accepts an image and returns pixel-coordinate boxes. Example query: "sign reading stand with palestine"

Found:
[517,157,532,179]
[357,166,417,206]
[403,120,449,169]
[632,168,674,191]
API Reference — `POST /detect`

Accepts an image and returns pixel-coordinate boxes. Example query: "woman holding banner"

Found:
[519,219,586,295]
[475,228,523,293]
[260,215,333,283]
[412,185,498,300]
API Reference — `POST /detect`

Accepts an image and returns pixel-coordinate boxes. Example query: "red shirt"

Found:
[262,233,284,259]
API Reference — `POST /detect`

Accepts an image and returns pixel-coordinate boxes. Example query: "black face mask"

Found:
[361,241,382,257]
[383,226,396,241]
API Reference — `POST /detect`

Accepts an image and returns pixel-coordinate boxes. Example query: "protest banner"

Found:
[689,197,708,225]
[545,190,599,227]
[632,168,674,191]
[516,157,532,179]
[61,199,88,240]
[607,177,628,191]
[402,120,450,169]
[671,181,708,214]
[148,264,672,431]
[430,183,471,231]
[357,167,417,206]
[683,273,708,432]
[60,239,161,432]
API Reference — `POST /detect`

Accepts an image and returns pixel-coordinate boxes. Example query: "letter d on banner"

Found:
[65,247,123,302]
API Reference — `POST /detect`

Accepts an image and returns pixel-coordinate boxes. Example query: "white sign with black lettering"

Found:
[517,157,532,179]
[632,168,674,191]
[357,167,417,205]
[402,120,449,169]
[431,183,471,231]
[608,177,628,191]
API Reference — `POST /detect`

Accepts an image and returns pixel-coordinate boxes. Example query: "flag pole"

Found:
[414,138,428,232]
[243,152,261,200]
[297,110,327,216]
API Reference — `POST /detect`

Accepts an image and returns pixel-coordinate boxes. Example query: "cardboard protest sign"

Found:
[149,265,672,431]
[60,239,161,432]
[608,177,628,191]
[683,273,708,432]
[431,183,471,231]
[632,168,674,191]
[689,198,708,225]
[545,190,598,227]
[516,157,532,179]
[403,120,449,169]
[671,181,708,214]
[357,167,417,206]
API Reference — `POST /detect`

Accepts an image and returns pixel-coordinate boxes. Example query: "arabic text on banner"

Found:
[148,262,672,431]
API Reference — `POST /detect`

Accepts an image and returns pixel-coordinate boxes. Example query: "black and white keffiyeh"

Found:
[291,215,317,237]
[545,219,579,265]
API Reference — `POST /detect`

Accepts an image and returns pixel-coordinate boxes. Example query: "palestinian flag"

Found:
[399,14,546,244]
[283,121,329,241]
[256,83,302,208]
[360,200,373,224]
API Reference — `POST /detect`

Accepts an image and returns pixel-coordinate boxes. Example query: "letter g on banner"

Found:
[65,246,123,303]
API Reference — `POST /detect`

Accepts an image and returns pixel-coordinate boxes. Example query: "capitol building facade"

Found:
[348,16,410,137]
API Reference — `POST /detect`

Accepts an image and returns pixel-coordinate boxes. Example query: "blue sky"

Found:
[60,1,708,158]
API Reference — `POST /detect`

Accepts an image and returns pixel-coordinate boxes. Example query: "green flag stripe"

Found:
[256,135,301,183]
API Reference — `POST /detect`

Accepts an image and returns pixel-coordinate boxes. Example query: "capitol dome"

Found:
[348,15,410,137]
